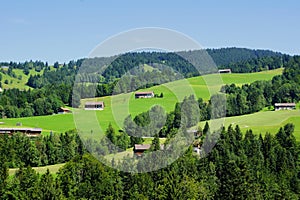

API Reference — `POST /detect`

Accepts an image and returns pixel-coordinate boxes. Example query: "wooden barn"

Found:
[58,107,72,114]
[134,144,151,156]
[218,69,232,74]
[84,102,104,110]
[274,103,296,111]
[135,91,155,99]
[0,128,42,137]
[133,144,164,156]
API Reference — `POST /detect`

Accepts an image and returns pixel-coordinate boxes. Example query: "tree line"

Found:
[0,48,290,117]
[0,123,299,199]
[223,56,300,117]
[0,130,84,168]
[0,84,72,118]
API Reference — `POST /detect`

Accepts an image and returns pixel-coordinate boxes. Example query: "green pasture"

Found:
[0,114,75,134]
[200,109,300,140]
[1,68,44,90]
[0,68,286,136]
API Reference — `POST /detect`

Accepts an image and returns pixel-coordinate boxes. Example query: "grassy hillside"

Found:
[199,109,300,141]
[0,114,75,134]
[0,68,287,137]
[1,69,41,90]
[0,66,57,90]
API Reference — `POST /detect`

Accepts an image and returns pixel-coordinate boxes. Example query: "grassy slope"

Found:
[1,66,57,90]
[199,109,300,141]
[1,69,43,90]
[0,68,287,136]
[0,114,75,134]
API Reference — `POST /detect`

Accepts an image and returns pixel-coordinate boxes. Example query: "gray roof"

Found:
[134,144,151,150]
[85,101,104,105]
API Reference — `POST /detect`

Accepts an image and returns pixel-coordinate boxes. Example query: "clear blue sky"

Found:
[1,0,300,64]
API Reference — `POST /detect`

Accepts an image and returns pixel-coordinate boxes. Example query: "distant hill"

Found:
[206,47,284,66]
[0,47,290,90]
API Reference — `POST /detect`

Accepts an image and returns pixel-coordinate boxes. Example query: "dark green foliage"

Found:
[106,123,117,144]
[223,56,300,117]
[0,124,299,199]
[0,49,294,118]
[207,47,285,68]
[203,121,210,135]
[56,154,124,199]
[0,159,8,197]
[150,133,160,151]
[0,130,85,168]
[0,86,68,118]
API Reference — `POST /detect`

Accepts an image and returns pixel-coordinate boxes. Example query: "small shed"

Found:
[84,102,104,110]
[135,91,155,99]
[274,103,296,111]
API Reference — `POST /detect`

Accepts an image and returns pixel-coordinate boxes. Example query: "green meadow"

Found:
[1,66,57,90]
[199,109,300,141]
[1,68,44,90]
[2,68,294,139]
[9,163,65,176]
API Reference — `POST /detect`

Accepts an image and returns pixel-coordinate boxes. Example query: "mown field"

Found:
[1,68,291,138]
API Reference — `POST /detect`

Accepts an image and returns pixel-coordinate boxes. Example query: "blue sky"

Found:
[1,0,300,64]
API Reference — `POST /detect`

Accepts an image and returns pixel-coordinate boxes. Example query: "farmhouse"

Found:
[274,103,296,111]
[84,101,104,110]
[0,128,42,137]
[218,69,232,74]
[134,144,151,156]
[58,107,72,114]
[135,91,155,99]
[133,144,164,156]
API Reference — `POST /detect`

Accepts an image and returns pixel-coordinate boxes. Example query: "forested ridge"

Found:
[0,48,292,118]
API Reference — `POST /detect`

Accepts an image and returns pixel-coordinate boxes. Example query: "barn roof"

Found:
[274,103,296,107]
[134,144,151,150]
[218,69,231,72]
[134,144,164,150]
[60,107,71,111]
[85,101,104,105]
[135,91,154,95]
[0,128,42,132]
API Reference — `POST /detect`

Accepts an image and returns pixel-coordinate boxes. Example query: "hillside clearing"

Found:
[9,163,65,176]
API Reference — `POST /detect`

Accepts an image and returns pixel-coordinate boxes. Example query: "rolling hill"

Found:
[0,68,289,138]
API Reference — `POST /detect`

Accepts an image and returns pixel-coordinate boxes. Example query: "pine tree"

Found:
[0,160,8,197]
[203,121,210,135]
[106,123,117,144]
[151,134,160,151]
